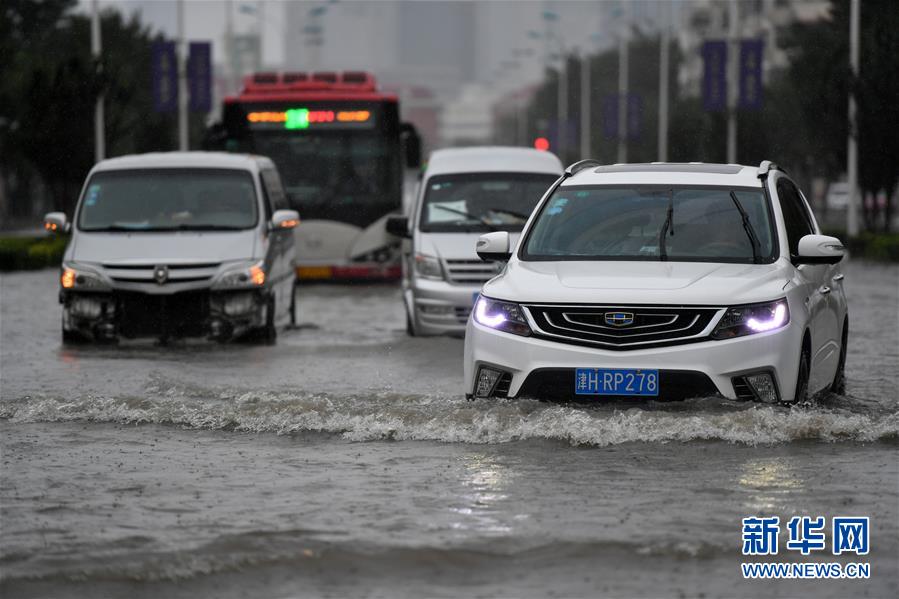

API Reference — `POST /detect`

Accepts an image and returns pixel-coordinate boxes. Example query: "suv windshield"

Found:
[419,172,558,232]
[78,168,258,232]
[522,186,776,263]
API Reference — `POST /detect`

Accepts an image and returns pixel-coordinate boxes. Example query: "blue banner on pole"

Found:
[627,93,642,140]
[151,41,177,113]
[602,94,618,140]
[739,39,764,110]
[702,40,727,112]
[188,41,212,113]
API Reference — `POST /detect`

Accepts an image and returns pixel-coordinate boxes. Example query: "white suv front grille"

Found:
[444,259,499,285]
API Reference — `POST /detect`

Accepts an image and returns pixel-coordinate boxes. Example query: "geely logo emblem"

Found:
[605,311,634,326]
[153,265,169,285]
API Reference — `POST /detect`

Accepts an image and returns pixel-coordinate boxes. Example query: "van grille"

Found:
[444,259,499,285]
[523,304,723,351]
[102,262,221,284]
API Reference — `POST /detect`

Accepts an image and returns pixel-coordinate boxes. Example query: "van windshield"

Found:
[419,172,558,233]
[522,186,776,263]
[78,168,258,232]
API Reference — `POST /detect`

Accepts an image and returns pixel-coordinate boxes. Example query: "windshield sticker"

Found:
[84,184,101,206]
[547,197,568,215]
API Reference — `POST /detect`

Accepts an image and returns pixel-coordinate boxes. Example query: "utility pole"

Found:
[91,0,105,163]
[580,49,591,159]
[658,1,670,162]
[177,0,188,151]
[225,0,234,93]
[617,32,628,163]
[726,0,739,164]
[847,0,860,236]
[558,52,568,162]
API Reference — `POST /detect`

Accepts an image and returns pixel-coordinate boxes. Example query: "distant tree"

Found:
[0,2,207,217]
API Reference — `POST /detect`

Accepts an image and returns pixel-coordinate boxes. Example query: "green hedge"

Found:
[0,235,69,271]
[823,230,899,262]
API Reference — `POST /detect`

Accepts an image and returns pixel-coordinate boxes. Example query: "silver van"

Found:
[44,152,299,343]
[387,147,562,336]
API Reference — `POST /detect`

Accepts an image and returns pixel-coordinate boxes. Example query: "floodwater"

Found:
[1,261,897,598]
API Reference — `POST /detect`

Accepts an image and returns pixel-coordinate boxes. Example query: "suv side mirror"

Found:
[795,234,845,265]
[386,215,410,238]
[271,209,300,229]
[476,231,511,262]
[44,212,68,233]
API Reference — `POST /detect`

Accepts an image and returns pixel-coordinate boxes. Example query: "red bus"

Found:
[211,71,419,280]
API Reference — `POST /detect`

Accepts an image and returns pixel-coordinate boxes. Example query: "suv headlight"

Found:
[473,295,531,336]
[61,262,110,291]
[212,260,266,289]
[414,253,443,280]
[711,299,789,340]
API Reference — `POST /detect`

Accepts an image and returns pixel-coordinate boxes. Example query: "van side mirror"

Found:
[386,215,410,238]
[271,209,300,229]
[795,234,845,265]
[44,212,68,233]
[400,122,421,169]
[476,231,512,262]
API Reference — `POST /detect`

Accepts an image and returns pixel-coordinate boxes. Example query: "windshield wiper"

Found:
[432,205,496,230]
[486,207,530,220]
[658,189,674,261]
[729,191,762,263]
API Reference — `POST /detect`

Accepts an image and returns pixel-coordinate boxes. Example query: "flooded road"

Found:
[1,261,897,598]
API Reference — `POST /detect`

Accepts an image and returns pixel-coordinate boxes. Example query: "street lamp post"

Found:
[617,32,628,163]
[177,0,188,151]
[658,2,670,162]
[847,0,860,236]
[91,0,105,162]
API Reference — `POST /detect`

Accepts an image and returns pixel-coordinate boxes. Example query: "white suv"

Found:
[464,161,848,403]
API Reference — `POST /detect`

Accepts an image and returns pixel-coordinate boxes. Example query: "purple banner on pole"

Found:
[188,41,212,112]
[602,94,618,140]
[739,39,764,110]
[151,41,177,113]
[627,93,642,140]
[702,40,727,113]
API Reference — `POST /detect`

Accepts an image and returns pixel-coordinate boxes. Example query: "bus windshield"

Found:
[252,131,399,207]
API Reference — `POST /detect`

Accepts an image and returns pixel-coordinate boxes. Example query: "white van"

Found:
[386,147,562,336]
[43,152,299,343]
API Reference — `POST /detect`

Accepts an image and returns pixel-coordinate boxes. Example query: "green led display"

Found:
[285,108,309,130]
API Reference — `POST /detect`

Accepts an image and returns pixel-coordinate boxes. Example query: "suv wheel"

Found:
[830,320,848,395]
[792,345,810,403]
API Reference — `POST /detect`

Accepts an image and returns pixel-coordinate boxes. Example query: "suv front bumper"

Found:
[463,317,804,401]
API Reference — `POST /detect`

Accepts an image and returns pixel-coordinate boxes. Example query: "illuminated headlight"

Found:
[473,296,531,336]
[213,260,266,289]
[61,263,110,290]
[414,253,443,280]
[711,299,789,340]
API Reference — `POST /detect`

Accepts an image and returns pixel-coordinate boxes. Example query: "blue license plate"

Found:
[575,368,659,396]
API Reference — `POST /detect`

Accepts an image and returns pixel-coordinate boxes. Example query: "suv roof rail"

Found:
[757,160,785,178]
[565,159,603,176]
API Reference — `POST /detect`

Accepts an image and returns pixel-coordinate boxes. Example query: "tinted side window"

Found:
[777,179,814,256]
[260,168,288,214]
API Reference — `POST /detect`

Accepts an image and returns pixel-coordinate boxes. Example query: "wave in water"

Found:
[2,384,897,447]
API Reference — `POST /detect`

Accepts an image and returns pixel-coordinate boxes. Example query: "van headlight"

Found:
[473,296,531,336]
[61,262,110,290]
[213,260,266,289]
[414,253,443,280]
[711,299,789,339]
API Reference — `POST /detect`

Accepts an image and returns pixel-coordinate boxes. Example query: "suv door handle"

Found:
[833,273,844,282]
[819,286,831,295]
